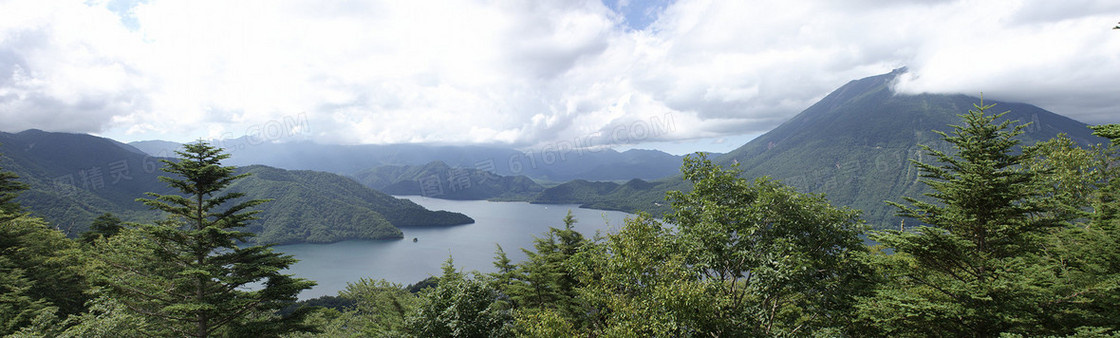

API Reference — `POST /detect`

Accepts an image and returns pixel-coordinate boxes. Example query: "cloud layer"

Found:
[1,0,1118,149]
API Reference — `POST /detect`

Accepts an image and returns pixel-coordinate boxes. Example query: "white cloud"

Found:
[0,0,1117,150]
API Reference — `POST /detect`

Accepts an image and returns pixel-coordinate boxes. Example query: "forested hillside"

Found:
[229,166,473,244]
[0,130,472,244]
[352,161,544,200]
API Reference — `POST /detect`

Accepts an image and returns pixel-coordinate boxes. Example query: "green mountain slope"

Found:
[529,178,683,214]
[0,130,472,244]
[532,70,1106,228]
[229,166,473,244]
[352,161,544,200]
[717,68,1104,228]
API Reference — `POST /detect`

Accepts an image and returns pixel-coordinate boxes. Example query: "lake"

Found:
[274,196,634,299]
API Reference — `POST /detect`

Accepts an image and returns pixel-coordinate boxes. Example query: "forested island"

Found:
[2,102,1118,336]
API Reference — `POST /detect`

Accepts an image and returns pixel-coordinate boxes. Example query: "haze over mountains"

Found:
[130,139,690,182]
[3,70,1111,239]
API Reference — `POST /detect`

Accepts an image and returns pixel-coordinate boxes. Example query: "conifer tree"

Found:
[858,100,1057,335]
[78,213,123,244]
[506,211,587,324]
[94,141,315,337]
[0,156,88,335]
[0,147,28,217]
[1024,126,1120,332]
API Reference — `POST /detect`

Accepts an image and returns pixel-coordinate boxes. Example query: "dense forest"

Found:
[2,103,1118,336]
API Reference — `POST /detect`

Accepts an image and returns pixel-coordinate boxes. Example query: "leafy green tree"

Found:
[78,213,123,244]
[407,258,513,337]
[666,153,872,335]
[0,255,52,335]
[570,214,724,337]
[9,295,151,338]
[0,211,90,335]
[511,307,575,338]
[336,278,418,336]
[857,101,1060,335]
[1021,127,1120,332]
[92,141,315,337]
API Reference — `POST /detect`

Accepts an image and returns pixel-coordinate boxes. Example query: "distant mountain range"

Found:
[0,130,472,244]
[129,139,689,182]
[526,69,1108,228]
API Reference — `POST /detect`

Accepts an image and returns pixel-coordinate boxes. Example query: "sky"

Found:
[1,0,1118,155]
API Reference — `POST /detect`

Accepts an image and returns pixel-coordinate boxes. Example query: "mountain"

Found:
[128,139,687,182]
[532,69,1107,228]
[716,68,1104,228]
[127,140,183,157]
[529,178,681,214]
[352,161,545,200]
[0,130,472,244]
[228,166,473,244]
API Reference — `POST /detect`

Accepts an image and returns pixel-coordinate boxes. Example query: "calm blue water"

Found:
[274,196,633,299]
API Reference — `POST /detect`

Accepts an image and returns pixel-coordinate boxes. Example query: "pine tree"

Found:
[78,213,123,244]
[94,141,315,337]
[0,157,88,335]
[858,100,1058,335]
[1024,126,1120,332]
[0,147,28,217]
[505,211,587,324]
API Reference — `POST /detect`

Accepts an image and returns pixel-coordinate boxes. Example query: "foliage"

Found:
[666,153,873,335]
[406,258,513,337]
[1091,124,1120,145]
[91,141,316,337]
[0,147,28,216]
[1022,126,1120,332]
[501,211,587,324]
[570,214,724,337]
[78,213,123,244]
[511,308,574,338]
[480,155,870,336]
[0,211,89,335]
[856,101,1072,335]
[337,278,418,336]
[10,295,152,338]
[285,279,419,338]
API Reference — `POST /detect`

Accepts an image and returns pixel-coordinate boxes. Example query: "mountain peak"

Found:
[717,69,1102,228]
